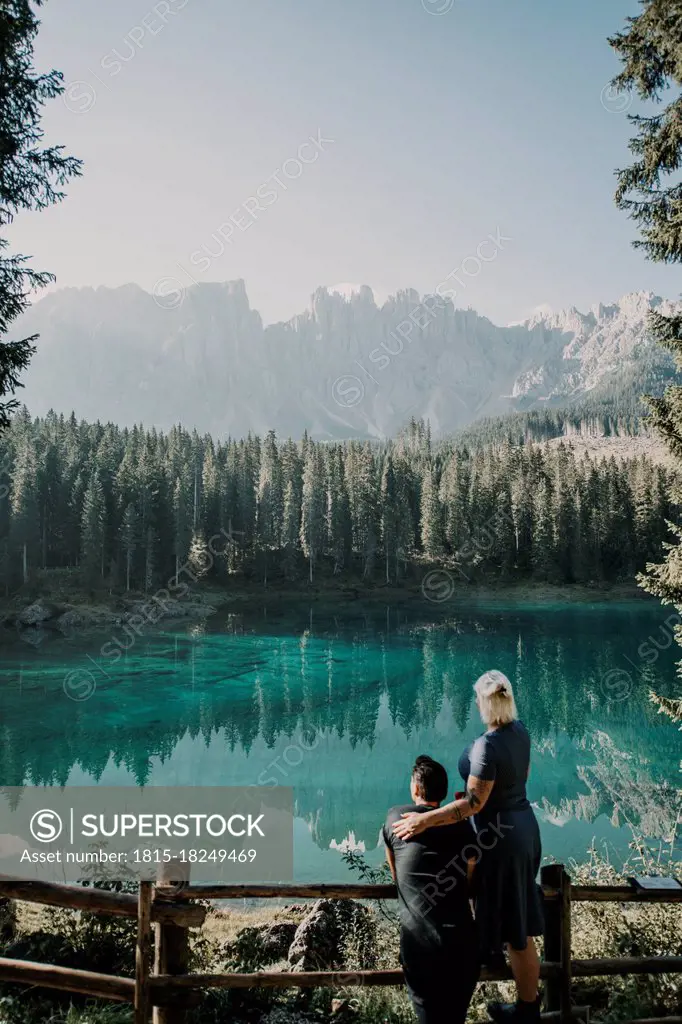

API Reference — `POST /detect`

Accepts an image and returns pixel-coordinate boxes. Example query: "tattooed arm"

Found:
[391,776,494,841]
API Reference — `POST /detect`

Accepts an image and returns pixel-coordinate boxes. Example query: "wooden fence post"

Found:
[542,863,563,1013]
[542,864,573,1020]
[135,881,152,1024]
[559,867,573,1024]
[153,860,191,1024]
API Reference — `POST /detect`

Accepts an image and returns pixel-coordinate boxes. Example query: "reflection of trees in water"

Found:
[0,605,678,836]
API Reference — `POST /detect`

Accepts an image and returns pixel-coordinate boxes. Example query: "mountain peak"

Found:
[13,282,678,440]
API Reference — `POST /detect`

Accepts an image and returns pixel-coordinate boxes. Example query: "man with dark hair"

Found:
[383,755,480,1024]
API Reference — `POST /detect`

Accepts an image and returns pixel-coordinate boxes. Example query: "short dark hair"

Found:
[411,755,448,804]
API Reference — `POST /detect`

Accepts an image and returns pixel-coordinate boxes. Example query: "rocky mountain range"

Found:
[12,282,678,439]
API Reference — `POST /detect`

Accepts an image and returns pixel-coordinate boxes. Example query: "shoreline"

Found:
[0,576,654,641]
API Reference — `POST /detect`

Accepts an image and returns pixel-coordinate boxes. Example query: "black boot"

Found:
[487,1000,516,1022]
[487,997,541,1022]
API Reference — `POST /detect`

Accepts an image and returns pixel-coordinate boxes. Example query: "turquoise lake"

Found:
[0,596,680,881]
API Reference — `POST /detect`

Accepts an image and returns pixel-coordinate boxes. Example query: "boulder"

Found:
[225,920,299,971]
[18,627,49,647]
[287,899,376,972]
[17,600,58,627]
[257,921,299,962]
[56,608,88,631]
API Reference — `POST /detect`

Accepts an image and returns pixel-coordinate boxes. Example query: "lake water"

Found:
[0,595,679,881]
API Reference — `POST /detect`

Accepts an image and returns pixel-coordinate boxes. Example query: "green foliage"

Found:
[0,412,675,591]
[341,848,398,926]
[568,840,682,1021]
[0,883,135,1023]
[609,0,682,264]
[0,998,133,1023]
[609,0,682,734]
[0,0,82,428]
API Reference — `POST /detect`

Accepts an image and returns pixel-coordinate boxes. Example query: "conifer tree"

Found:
[172,476,191,578]
[328,446,352,575]
[144,525,157,593]
[9,439,38,582]
[282,479,301,579]
[380,453,400,583]
[257,430,283,584]
[0,1,81,425]
[352,443,379,578]
[610,0,682,264]
[532,477,554,580]
[420,464,444,559]
[300,445,325,582]
[120,502,138,592]
[81,471,105,583]
[187,531,210,580]
[609,1,682,732]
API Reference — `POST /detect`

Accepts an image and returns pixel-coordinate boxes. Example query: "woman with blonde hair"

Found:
[393,670,543,1022]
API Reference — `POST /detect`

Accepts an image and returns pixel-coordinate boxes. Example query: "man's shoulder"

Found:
[385,803,418,827]
[383,804,419,846]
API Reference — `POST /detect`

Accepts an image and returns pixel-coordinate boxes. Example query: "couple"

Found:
[383,671,543,1024]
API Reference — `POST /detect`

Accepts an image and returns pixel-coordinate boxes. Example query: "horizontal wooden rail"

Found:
[179,882,400,900]
[0,876,205,927]
[571,885,682,904]
[179,882,562,901]
[571,956,682,977]
[0,957,134,1002]
[152,962,563,991]
[616,1018,682,1024]
[153,969,405,991]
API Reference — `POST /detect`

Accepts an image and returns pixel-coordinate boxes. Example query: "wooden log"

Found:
[613,1018,682,1024]
[559,867,572,1024]
[152,961,562,994]
[179,882,399,900]
[152,969,405,992]
[570,885,682,903]
[571,956,682,977]
[178,882,561,901]
[153,860,191,1024]
[135,881,153,1024]
[0,956,134,1002]
[0,876,204,928]
[542,864,564,1012]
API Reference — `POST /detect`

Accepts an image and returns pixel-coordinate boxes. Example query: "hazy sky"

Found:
[9,0,681,326]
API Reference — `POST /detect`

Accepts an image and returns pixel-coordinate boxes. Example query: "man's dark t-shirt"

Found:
[383,804,477,951]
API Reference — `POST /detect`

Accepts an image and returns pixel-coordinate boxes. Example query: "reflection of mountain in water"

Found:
[539,731,681,839]
[0,600,679,854]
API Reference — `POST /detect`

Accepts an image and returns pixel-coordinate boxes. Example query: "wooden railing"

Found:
[0,864,679,1023]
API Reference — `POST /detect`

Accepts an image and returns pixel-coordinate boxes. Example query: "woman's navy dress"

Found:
[458,719,543,954]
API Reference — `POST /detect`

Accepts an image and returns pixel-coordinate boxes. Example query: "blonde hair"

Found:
[474,670,517,727]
